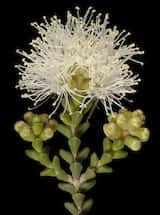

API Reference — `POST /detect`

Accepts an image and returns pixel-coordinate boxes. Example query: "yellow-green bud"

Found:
[32,115,41,123]
[132,109,145,122]
[48,119,58,130]
[129,116,143,128]
[136,128,150,142]
[103,122,122,140]
[124,136,141,151]
[32,122,43,136]
[116,112,129,129]
[24,112,34,124]
[40,127,54,141]
[14,121,26,133]
[40,113,49,123]
[20,125,34,142]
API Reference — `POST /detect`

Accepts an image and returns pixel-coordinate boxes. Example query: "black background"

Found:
[2,0,159,214]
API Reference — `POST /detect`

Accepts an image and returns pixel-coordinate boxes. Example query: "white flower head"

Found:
[15,7,144,116]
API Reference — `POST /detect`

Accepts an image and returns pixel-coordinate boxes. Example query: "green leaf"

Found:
[103,138,112,152]
[70,162,83,179]
[64,202,78,215]
[96,166,113,174]
[77,147,90,162]
[25,149,40,162]
[72,193,85,209]
[32,139,43,153]
[98,153,112,166]
[113,150,128,159]
[40,168,56,177]
[68,137,81,158]
[80,180,96,192]
[81,168,96,182]
[60,112,72,126]
[82,198,94,214]
[56,124,72,138]
[71,111,83,128]
[59,149,74,164]
[53,156,70,182]
[39,152,52,168]
[112,140,124,151]
[90,153,99,167]
[58,183,76,194]
[77,122,90,137]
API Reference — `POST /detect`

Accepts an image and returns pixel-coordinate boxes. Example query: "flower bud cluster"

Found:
[103,109,150,151]
[14,112,57,142]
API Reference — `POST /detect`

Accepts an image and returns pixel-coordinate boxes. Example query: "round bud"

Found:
[129,116,143,128]
[116,112,129,129]
[32,115,41,123]
[124,136,141,151]
[20,125,34,142]
[132,109,145,122]
[14,121,26,133]
[40,127,54,141]
[24,112,34,124]
[103,122,122,140]
[137,128,150,142]
[40,114,49,124]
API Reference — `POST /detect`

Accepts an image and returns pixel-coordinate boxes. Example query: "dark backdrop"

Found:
[2,0,159,214]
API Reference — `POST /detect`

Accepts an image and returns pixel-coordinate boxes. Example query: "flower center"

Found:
[68,63,90,93]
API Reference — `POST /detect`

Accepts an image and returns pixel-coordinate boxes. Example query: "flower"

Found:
[15,7,144,116]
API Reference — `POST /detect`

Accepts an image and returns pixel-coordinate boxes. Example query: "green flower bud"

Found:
[19,124,34,142]
[40,127,54,141]
[132,109,145,122]
[24,112,34,124]
[40,113,49,124]
[32,114,41,123]
[136,128,150,142]
[103,122,122,140]
[14,121,26,133]
[48,119,58,130]
[32,122,43,136]
[116,112,130,129]
[124,136,142,151]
